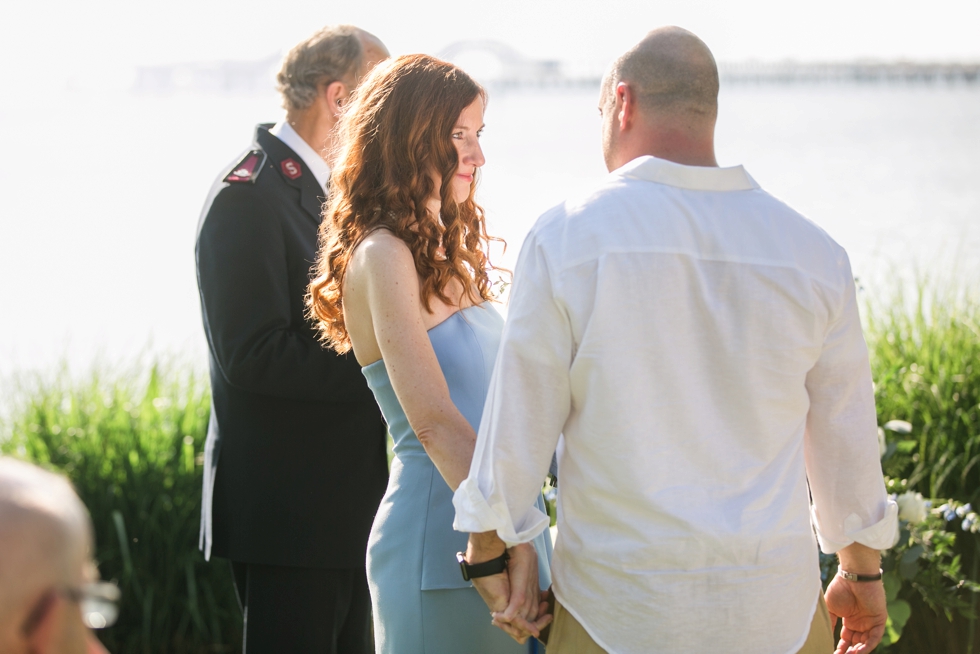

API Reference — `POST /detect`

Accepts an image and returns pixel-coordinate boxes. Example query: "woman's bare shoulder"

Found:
[346,229,418,299]
[350,230,413,271]
[343,231,422,365]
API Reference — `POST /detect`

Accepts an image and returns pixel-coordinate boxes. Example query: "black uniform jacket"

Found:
[195,124,388,569]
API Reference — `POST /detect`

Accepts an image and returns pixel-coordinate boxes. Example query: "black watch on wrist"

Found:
[837,566,884,582]
[456,550,509,581]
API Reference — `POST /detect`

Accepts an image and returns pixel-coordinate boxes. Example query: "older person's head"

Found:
[0,458,112,654]
[275,25,389,156]
[599,27,719,171]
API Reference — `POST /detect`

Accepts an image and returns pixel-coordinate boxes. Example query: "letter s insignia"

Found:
[280,158,302,180]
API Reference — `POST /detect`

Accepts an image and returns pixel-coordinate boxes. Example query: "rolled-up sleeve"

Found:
[453,229,571,547]
[804,254,899,553]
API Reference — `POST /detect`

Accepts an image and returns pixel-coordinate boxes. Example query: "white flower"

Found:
[956,503,973,518]
[883,420,913,435]
[896,491,928,524]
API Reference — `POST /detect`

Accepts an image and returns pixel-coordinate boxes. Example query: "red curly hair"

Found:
[308,54,502,353]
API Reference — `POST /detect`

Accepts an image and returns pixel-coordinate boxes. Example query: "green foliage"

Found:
[543,477,557,527]
[866,280,980,504]
[888,485,977,647]
[0,361,241,653]
[861,280,980,652]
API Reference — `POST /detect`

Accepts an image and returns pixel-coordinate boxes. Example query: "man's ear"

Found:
[616,82,635,131]
[323,80,350,119]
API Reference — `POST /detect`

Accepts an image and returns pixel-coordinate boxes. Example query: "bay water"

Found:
[0,83,977,374]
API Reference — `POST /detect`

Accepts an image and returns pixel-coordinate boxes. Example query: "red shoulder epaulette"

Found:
[224,150,267,184]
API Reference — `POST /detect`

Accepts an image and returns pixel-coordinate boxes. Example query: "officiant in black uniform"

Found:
[195,25,390,653]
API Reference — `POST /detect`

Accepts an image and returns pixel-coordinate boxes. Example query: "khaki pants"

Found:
[546,593,835,653]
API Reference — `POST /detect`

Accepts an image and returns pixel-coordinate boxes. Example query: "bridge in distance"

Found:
[439,41,980,88]
[131,41,980,94]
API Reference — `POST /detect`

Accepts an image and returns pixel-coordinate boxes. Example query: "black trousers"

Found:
[231,561,372,654]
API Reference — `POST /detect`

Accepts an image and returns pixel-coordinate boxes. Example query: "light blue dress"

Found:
[362,303,553,654]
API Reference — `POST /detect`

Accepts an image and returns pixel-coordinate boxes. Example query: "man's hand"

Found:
[466,532,525,642]
[465,533,551,643]
[472,569,527,642]
[826,543,887,654]
[825,575,887,654]
[492,543,551,640]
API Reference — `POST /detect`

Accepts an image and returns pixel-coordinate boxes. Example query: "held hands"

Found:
[824,575,888,654]
[493,542,551,641]
[465,533,552,643]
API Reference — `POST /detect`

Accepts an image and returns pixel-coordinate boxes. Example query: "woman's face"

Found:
[449,97,486,204]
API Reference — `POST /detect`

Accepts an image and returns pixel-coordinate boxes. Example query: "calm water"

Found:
[0,84,977,374]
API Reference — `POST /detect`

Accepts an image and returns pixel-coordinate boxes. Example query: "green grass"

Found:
[0,359,241,654]
[867,279,980,505]
[864,277,980,653]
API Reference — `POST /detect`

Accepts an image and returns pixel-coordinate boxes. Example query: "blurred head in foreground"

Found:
[0,458,116,654]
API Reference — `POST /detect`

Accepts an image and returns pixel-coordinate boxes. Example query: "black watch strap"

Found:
[457,551,509,581]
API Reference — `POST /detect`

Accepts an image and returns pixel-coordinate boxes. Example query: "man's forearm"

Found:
[466,531,507,563]
[837,542,881,575]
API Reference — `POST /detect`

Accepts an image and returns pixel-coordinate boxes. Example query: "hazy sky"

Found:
[4,0,979,89]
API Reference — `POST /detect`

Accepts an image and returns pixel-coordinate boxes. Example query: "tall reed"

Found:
[0,360,241,653]
[867,279,980,505]
[864,278,980,653]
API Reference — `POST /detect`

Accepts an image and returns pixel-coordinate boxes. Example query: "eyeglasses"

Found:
[68,581,121,629]
[22,581,121,635]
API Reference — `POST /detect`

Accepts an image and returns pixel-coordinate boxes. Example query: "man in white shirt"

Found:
[196,25,391,653]
[453,27,898,654]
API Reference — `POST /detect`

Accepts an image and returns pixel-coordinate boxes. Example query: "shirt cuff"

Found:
[452,478,551,548]
[812,499,900,554]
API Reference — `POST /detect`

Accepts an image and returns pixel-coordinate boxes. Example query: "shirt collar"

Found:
[268,120,332,190]
[615,155,759,192]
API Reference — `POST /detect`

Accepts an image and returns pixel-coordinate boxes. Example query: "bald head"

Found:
[0,459,91,629]
[599,27,720,170]
[357,29,389,72]
[604,26,719,120]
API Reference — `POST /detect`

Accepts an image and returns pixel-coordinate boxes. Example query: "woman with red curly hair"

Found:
[308,54,553,652]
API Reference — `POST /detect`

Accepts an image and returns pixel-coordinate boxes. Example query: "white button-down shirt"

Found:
[454,156,898,654]
[269,120,331,190]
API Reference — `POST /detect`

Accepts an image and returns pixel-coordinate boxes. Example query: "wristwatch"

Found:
[456,550,509,582]
[837,566,884,582]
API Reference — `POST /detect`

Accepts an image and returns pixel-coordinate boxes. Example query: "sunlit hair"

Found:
[308,54,502,353]
[276,25,365,111]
